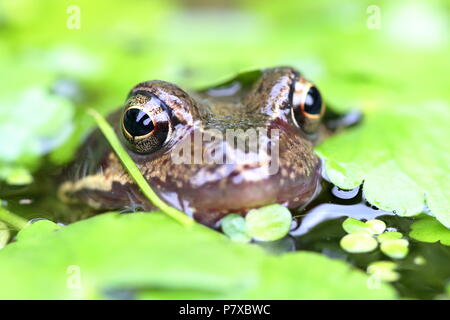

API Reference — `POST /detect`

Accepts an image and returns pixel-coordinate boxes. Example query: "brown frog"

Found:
[59,67,351,225]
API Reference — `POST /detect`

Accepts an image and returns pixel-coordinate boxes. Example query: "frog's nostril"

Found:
[123,108,154,137]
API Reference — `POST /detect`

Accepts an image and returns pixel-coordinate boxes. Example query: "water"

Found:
[288,178,450,299]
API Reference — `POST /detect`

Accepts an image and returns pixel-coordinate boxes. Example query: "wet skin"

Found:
[60,67,341,225]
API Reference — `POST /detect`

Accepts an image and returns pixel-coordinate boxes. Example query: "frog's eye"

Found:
[123,108,155,137]
[302,86,323,116]
[121,94,171,154]
[291,79,325,134]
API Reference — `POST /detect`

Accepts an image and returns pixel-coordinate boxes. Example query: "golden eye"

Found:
[121,95,171,154]
[122,107,155,137]
[291,79,325,134]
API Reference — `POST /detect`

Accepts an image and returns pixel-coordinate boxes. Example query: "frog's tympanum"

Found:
[60,67,338,225]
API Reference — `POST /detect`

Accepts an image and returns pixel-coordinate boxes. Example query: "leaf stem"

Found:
[88,109,194,227]
[0,205,28,230]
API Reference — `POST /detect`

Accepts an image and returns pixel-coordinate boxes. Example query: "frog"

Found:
[59,66,357,226]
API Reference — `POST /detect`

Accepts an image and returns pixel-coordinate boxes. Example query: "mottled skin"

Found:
[60,67,332,226]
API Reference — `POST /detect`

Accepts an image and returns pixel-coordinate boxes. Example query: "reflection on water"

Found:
[292,203,392,237]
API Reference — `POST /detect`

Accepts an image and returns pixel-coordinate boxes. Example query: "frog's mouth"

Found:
[157,161,322,226]
[59,155,321,227]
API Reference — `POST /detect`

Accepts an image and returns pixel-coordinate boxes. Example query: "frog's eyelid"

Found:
[291,79,325,135]
[129,90,173,119]
[122,107,156,139]
[121,104,172,154]
[292,79,325,118]
[128,81,194,126]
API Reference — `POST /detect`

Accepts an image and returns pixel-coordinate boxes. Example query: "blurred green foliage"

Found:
[0,212,396,299]
[410,215,450,246]
[0,0,449,299]
[1,0,448,167]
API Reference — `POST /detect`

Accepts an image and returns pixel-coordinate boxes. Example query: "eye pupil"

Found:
[123,108,154,137]
[304,86,322,115]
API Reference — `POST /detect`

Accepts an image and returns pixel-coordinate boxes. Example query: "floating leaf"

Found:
[342,217,368,234]
[366,219,386,235]
[409,215,450,246]
[340,231,378,253]
[0,212,396,299]
[0,213,264,299]
[0,166,33,186]
[0,87,74,183]
[377,231,403,242]
[220,214,251,243]
[242,252,395,299]
[380,239,409,259]
[16,220,62,243]
[317,102,450,228]
[245,204,292,242]
[367,261,399,282]
[342,218,386,235]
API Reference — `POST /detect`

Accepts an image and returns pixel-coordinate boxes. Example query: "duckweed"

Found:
[377,231,403,242]
[220,214,251,243]
[367,261,399,282]
[380,239,409,259]
[245,204,292,242]
[340,231,378,253]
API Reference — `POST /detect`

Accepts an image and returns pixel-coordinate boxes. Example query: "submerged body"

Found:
[60,67,334,225]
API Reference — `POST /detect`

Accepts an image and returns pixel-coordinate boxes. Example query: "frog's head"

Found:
[60,67,326,225]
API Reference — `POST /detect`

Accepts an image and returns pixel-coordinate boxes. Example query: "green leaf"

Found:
[342,218,368,234]
[317,102,450,228]
[0,87,74,183]
[243,252,395,299]
[340,231,378,253]
[245,204,292,242]
[377,231,403,242]
[365,219,386,235]
[380,239,409,259]
[221,214,251,243]
[0,213,263,299]
[367,261,399,283]
[409,215,450,246]
[0,212,396,299]
[16,220,62,243]
[342,218,386,235]
[0,166,33,185]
